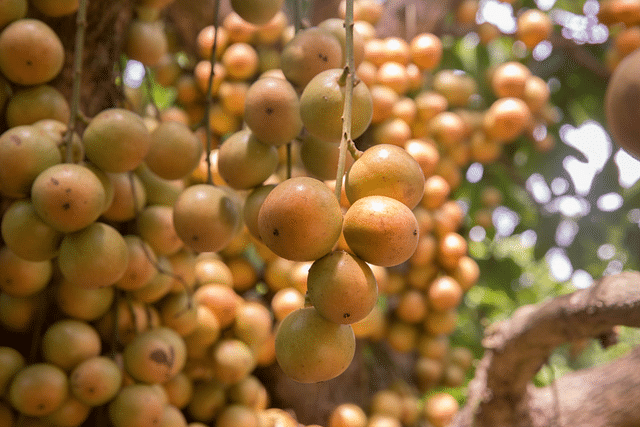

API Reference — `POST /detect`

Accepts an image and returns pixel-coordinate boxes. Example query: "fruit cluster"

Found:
[0,0,567,425]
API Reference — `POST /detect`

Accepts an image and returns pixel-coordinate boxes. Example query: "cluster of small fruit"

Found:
[327,388,462,427]
[598,0,640,71]
[0,1,482,427]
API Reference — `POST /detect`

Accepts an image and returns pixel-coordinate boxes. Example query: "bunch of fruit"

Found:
[0,0,569,425]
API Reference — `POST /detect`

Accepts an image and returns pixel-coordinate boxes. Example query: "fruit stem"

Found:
[110,290,121,358]
[127,172,194,306]
[204,0,221,186]
[65,0,88,163]
[145,66,160,118]
[292,0,302,33]
[286,0,303,180]
[334,0,356,200]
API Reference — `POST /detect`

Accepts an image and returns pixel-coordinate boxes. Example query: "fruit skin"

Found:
[57,222,129,289]
[258,176,343,262]
[82,108,152,173]
[172,184,242,253]
[243,77,303,146]
[345,144,425,209]
[217,129,279,190]
[605,48,640,159]
[0,18,64,85]
[0,125,61,198]
[300,68,373,142]
[280,27,343,92]
[275,307,356,383]
[230,0,283,25]
[342,195,419,267]
[307,250,378,324]
[8,363,69,417]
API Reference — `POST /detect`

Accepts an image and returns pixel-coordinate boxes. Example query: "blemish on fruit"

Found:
[273,228,279,236]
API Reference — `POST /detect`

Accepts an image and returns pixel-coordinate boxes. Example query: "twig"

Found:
[204,0,221,185]
[334,0,355,200]
[127,172,193,306]
[65,0,88,163]
[144,66,160,118]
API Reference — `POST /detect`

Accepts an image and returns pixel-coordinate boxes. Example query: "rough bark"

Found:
[36,1,133,118]
[453,271,640,427]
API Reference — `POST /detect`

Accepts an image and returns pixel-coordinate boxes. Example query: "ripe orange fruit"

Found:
[345,144,425,209]
[491,61,531,98]
[243,77,303,146]
[0,125,61,198]
[300,68,373,142]
[53,277,114,321]
[172,184,242,253]
[423,393,459,427]
[329,403,368,427]
[9,363,68,416]
[230,0,283,25]
[258,176,343,262]
[0,19,64,85]
[125,20,168,66]
[145,121,203,180]
[516,9,553,49]
[280,27,343,92]
[275,307,355,383]
[41,319,102,371]
[217,129,278,190]
[108,384,164,427]
[318,18,365,68]
[605,48,640,158]
[307,250,378,324]
[83,108,152,173]
[31,163,106,233]
[6,85,70,128]
[342,195,419,267]
[410,33,442,70]
[57,222,129,289]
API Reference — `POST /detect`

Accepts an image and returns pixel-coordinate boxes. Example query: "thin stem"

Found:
[65,0,88,163]
[286,0,302,180]
[145,66,160,118]
[334,0,355,201]
[292,0,302,33]
[204,0,221,186]
[110,289,121,358]
[127,172,193,306]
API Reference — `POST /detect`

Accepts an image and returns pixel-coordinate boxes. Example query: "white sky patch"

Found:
[492,206,520,237]
[560,121,612,195]
[478,0,516,33]
[551,177,569,195]
[469,225,486,242]
[545,195,591,217]
[597,192,623,212]
[536,0,557,11]
[124,60,145,88]
[532,41,553,61]
[597,243,615,260]
[466,162,484,183]
[526,173,552,203]
[546,247,573,282]
[520,230,537,247]
[614,149,640,188]
[555,219,579,247]
[572,269,594,289]
[605,260,624,275]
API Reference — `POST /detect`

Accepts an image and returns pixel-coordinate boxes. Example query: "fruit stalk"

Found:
[335,0,355,200]
[204,0,221,185]
[65,0,88,163]
[145,66,160,118]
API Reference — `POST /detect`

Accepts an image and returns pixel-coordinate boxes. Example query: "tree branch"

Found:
[453,271,640,427]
